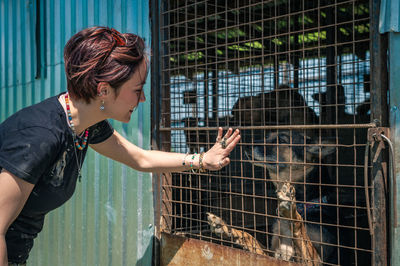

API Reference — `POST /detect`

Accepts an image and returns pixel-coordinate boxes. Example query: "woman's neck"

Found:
[59,92,107,134]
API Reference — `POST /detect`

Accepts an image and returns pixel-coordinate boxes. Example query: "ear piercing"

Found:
[100,100,105,111]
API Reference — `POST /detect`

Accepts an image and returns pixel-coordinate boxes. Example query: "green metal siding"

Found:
[389,32,400,266]
[379,1,400,264]
[0,1,153,265]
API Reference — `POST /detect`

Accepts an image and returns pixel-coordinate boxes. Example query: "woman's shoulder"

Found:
[3,96,63,126]
[0,95,67,139]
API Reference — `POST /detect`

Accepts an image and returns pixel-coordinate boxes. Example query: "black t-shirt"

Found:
[0,95,114,263]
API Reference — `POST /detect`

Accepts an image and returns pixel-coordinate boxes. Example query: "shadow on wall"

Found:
[136,236,153,266]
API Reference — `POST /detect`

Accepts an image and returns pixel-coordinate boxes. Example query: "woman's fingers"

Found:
[206,128,240,171]
[217,128,239,150]
[216,157,230,170]
[223,128,233,139]
[226,133,240,152]
[222,157,230,166]
[219,128,240,153]
[227,129,240,143]
[216,127,223,142]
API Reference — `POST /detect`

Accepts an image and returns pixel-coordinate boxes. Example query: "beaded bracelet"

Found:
[190,153,197,170]
[182,152,190,167]
[199,152,206,172]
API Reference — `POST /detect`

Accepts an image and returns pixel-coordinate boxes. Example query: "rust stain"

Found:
[161,233,301,266]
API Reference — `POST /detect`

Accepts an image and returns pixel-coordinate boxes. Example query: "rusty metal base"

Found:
[161,232,301,266]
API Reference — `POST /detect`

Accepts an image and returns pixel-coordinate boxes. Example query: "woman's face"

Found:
[107,59,148,123]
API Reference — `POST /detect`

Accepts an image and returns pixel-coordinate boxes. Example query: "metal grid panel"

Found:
[158,0,374,265]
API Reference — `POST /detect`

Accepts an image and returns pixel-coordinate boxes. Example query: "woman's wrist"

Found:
[189,153,198,170]
[183,153,197,171]
[182,153,206,172]
[199,152,206,172]
[182,153,190,168]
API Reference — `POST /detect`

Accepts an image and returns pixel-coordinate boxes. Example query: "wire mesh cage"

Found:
[157,0,375,265]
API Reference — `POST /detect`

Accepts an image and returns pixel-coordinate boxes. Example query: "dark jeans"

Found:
[6,228,33,265]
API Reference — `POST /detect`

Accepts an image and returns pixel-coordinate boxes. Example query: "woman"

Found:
[0,26,240,265]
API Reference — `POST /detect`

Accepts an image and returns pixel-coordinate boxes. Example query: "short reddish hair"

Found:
[64,26,146,103]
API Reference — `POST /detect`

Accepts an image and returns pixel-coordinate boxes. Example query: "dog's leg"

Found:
[272,219,295,261]
[292,211,322,266]
[277,183,322,266]
[206,212,266,255]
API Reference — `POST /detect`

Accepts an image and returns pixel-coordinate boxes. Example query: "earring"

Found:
[100,100,105,111]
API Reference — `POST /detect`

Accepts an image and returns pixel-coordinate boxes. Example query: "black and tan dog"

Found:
[245,130,337,263]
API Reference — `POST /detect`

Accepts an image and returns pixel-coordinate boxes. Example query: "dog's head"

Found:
[245,130,335,183]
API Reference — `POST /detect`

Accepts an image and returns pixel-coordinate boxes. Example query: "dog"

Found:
[245,130,337,263]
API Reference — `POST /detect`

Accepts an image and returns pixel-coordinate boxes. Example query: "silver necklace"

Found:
[71,134,84,182]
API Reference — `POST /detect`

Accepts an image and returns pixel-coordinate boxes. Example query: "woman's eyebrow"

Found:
[134,80,146,87]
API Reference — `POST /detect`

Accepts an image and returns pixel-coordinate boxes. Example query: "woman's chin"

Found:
[123,117,132,123]
[113,115,132,123]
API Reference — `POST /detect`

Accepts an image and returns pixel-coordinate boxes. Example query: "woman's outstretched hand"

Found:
[203,127,241,171]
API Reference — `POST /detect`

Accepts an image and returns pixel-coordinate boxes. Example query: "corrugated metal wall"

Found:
[0,0,153,265]
[379,1,399,264]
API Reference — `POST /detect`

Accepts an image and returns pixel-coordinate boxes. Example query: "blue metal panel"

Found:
[0,1,153,265]
[389,32,400,266]
[380,0,400,262]
[380,0,400,33]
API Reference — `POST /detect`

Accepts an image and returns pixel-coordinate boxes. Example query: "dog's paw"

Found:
[277,183,296,217]
[277,182,295,201]
[274,244,294,261]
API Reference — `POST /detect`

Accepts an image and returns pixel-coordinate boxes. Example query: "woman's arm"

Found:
[90,127,240,173]
[0,169,34,266]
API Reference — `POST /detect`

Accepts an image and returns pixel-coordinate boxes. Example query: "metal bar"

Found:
[380,133,396,227]
[150,0,163,265]
[370,0,389,264]
[364,139,373,235]
[160,122,377,131]
[388,30,400,266]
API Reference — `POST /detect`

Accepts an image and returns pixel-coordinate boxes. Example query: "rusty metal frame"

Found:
[370,0,389,264]
[151,0,388,265]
